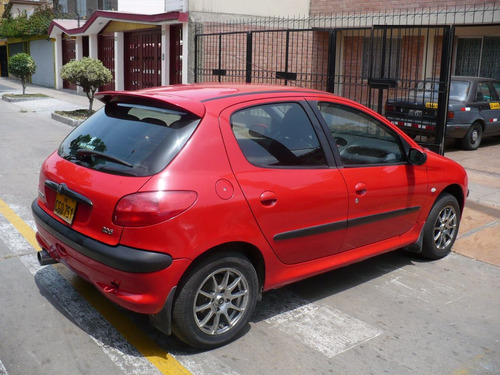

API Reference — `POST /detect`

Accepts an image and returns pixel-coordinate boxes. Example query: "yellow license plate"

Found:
[54,193,77,225]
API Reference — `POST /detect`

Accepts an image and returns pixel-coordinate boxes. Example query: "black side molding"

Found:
[32,200,172,273]
[273,206,421,242]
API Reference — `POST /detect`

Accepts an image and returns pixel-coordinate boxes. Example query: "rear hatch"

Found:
[38,95,201,245]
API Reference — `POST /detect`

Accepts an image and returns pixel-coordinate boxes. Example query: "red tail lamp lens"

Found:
[113,191,197,227]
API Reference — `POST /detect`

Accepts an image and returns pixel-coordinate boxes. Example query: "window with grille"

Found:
[362,38,401,79]
[455,37,500,80]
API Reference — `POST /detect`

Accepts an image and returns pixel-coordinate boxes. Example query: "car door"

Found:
[219,99,348,265]
[478,81,500,136]
[313,100,429,251]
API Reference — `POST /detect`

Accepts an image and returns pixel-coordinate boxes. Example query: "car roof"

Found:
[97,84,337,117]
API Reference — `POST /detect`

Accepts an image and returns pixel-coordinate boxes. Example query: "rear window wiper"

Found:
[75,149,133,168]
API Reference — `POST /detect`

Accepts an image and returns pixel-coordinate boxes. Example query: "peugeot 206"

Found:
[33,84,468,349]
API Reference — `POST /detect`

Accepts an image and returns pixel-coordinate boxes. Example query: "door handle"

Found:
[260,191,278,207]
[355,183,367,196]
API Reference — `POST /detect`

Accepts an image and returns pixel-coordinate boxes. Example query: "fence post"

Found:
[194,34,198,83]
[436,25,455,156]
[246,32,253,83]
[326,29,336,93]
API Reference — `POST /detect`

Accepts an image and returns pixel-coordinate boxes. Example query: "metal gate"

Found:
[98,34,115,91]
[195,29,329,90]
[62,38,76,90]
[124,29,162,91]
[169,24,183,85]
[331,25,454,154]
[195,24,453,154]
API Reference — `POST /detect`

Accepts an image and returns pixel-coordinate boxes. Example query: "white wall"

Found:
[188,0,309,17]
[118,0,165,13]
[118,0,309,17]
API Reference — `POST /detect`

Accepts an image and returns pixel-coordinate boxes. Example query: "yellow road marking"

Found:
[0,198,191,375]
[0,199,40,251]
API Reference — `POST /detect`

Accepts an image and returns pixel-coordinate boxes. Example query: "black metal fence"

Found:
[194,3,499,154]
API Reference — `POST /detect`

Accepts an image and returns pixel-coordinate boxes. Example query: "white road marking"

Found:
[0,214,162,375]
[177,355,241,375]
[259,290,382,358]
[375,267,463,307]
[0,359,8,375]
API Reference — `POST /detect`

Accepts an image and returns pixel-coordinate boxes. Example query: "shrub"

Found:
[60,57,112,114]
[8,53,36,95]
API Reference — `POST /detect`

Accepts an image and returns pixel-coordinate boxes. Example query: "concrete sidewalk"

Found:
[446,138,500,267]
[0,77,102,110]
[1,76,498,267]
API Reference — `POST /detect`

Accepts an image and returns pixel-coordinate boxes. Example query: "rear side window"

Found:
[230,102,327,168]
[449,81,470,101]
[58,102,200,176]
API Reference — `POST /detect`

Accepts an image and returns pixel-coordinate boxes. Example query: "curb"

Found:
[2,95,51,103]
[51,112,84,127]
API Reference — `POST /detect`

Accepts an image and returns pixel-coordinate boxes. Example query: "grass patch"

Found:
[54,109,95,120]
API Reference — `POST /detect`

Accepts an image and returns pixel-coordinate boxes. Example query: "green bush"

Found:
[8,53,36,95]
[0,5,55,39]
[60,57,113,114]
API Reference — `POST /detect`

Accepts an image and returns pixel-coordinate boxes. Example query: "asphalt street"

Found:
[0,79,499,375]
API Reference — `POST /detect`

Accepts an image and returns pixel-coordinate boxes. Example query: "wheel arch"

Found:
[150,241,266,338]
[473,118,486,132]
[179,241,266,293]
[439,184,466,214]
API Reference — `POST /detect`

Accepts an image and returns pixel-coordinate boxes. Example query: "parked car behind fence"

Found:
[385,76,500,150]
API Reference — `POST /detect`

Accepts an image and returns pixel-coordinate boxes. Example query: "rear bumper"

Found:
[388,117,470,139]
[32,199,188,314]
[32,199,172,273]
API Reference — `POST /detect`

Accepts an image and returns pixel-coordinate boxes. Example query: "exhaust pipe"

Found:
[37,249,58,266]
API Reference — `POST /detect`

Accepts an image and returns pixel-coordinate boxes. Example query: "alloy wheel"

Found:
[193,267,250,335]
[433,205,458,250]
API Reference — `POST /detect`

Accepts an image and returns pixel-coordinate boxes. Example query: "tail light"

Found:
[447,111,455,119]
[385,103,395,112]
[113,191,198,227]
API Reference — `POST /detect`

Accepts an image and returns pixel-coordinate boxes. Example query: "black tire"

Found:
[461,122,482,150]
[172,253,259,349]
[421,194,460,260]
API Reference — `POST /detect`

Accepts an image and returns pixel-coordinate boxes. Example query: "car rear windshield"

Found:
[58,102,201,177]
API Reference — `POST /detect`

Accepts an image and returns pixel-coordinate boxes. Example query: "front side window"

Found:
[476,82,495,102]
[316,102,405,166]
[492,82,500,99]
[231,103,327,168]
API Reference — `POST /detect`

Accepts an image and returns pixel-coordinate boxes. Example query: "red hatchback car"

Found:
[33,84,468,348]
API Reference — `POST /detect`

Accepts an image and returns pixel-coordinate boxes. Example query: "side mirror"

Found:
[408,148,427,165]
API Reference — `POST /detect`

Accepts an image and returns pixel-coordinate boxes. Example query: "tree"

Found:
[60,57,113,114]
[8,53,36,95]
[0,4,55,39]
